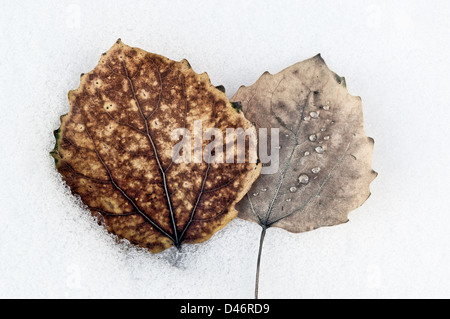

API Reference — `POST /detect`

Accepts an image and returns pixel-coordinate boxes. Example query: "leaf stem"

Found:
[255,225,267,299]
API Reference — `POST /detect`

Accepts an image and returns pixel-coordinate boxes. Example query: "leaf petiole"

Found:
[255,225,267,299]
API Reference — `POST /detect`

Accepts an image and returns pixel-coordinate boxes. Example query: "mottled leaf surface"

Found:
[51,40,261,253]
[231,55,376,233]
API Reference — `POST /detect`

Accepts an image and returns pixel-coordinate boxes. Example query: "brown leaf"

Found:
[51,40,261,253]
[231,54,377,233]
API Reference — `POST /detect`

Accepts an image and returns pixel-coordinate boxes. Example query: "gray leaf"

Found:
[231,55,377,233]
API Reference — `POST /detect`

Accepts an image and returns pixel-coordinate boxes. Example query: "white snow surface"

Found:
[1,0,450,298]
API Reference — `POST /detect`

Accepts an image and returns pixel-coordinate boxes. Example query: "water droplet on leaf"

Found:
[309,134,317,142]
[298,174,309,184]
[315,146,324,154]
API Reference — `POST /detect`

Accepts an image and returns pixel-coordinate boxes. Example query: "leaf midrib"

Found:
[121,61,181,246]
[262,90,310,225]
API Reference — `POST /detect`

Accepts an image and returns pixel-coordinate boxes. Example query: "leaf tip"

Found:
[59,113,68,123]
[257,71,272,81]
[215,85,226,93]
[313,53,325,64]
[333,72,347,88]
[68,90,76,100]
[180,58,192,69]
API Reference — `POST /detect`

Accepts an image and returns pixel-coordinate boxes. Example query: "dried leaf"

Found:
[231,54,377,232]
[51,40,261,253]
[231,55,377,298]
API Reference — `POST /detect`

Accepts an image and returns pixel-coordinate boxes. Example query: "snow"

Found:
[1,0,450,298]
